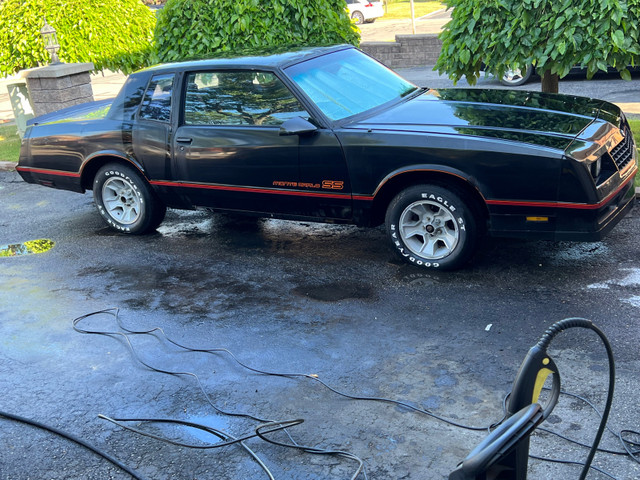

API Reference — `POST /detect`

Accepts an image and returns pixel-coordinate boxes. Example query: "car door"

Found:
[132,73,175,180]
[169,70,312,216]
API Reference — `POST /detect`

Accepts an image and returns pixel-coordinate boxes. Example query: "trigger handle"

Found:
[508,346,561,417]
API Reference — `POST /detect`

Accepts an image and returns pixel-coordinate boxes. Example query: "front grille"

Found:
[609,125,634,170]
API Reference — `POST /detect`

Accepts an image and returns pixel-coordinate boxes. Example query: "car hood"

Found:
[350,88,621,150]
[27,98,113,126]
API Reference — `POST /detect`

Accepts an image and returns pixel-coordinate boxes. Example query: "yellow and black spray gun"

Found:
[449,318,615,480]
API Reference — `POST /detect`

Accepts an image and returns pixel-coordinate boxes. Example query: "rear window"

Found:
[139,74,174,122]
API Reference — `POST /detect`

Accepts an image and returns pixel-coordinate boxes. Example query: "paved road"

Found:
[1,167,640,479]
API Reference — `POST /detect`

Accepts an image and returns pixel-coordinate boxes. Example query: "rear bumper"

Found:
[15,165,85,193]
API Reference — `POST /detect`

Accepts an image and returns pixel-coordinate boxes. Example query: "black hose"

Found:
[0,410,145,480]
[535,318,616,480]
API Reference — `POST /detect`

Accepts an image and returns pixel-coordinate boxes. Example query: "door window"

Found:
[139,74,174,122]
[183,71,308,126]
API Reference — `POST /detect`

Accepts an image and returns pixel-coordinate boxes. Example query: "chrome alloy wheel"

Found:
[503,67,525,83]
[500,65,532,86]
[101,176,142,225]
[399,200,459,259]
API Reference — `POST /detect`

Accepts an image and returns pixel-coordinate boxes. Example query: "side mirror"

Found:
[279,116,318,136]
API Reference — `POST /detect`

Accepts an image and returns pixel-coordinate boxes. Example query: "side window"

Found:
[183,71,309,126]
[139,74,174,122]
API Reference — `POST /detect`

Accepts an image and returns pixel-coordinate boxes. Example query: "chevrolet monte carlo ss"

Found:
[17,45,638,270]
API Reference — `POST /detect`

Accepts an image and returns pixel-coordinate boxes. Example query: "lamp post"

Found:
[40,18,61,65]
[410,0,416,35]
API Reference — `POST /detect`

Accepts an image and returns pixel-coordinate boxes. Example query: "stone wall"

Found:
[360,34,443,68]
[25,63,94,117]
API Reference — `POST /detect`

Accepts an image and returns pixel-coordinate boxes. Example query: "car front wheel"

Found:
[93,163,166,234]
[385,184,478,270]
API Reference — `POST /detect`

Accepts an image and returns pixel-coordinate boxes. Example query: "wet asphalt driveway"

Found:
[1,168,640,479]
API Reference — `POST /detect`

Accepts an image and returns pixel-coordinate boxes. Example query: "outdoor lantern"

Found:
[40,18,61,65]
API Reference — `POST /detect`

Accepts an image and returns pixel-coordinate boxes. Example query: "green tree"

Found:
[0,0,156,76]
[435,0,640,93]
[154,0,359,63]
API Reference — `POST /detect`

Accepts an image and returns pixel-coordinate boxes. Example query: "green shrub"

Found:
[436,0,640,91]
[0,0,156,76]
[154,0,359,63]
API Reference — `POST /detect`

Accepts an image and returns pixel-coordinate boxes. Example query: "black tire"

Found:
[352,11,365,24]
[385,184,478,270]
[93,163,166,234]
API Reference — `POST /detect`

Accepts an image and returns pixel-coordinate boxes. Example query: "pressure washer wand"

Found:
[505,334,561,479]
[505,318,615,480]
[449,318,615,480]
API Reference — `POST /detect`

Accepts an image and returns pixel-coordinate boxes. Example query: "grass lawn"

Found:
[381,0,445,21]
[0,124,20,163]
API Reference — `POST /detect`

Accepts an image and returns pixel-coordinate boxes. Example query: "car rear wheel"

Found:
[93,163,166,234]
[352,11,365,24]
[385,184,478,270]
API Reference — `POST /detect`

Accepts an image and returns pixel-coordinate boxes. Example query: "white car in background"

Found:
[347,0,384,24]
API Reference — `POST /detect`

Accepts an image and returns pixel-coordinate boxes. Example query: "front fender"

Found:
[372,164,482,198]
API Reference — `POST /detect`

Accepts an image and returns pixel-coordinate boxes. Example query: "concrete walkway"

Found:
[359,9,451,42]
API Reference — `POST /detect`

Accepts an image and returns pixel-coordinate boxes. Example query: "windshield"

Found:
[285,49,418,122]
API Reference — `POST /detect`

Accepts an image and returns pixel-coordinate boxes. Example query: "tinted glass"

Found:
[285,49,418,121]
[184,71,308,126]
[139,74,174,122]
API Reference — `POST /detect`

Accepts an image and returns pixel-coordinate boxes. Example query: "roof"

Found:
[138,44,354,74]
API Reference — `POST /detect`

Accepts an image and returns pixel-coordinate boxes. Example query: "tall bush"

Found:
[435,0,640,93]
[0,0,156,76]
[154,0,359,63]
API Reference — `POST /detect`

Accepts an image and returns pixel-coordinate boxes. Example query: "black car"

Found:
[16,45,638,270]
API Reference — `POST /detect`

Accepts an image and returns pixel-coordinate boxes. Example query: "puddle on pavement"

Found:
[156,217,216,238]
[155,414,230,446]
[292,281,373,302]
[395,265,443,286]
[0,239,55,257]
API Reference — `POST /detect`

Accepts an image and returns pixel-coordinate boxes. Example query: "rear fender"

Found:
[80,151,147,191]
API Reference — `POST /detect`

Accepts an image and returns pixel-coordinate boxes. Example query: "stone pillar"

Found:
[25,62,94,117]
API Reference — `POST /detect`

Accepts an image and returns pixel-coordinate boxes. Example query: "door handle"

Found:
[176,137,193,144]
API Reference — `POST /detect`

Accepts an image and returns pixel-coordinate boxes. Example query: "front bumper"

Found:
[487,169,637,241]
[553,172,636,241]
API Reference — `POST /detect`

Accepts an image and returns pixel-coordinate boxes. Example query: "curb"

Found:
[0,161,17,171]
